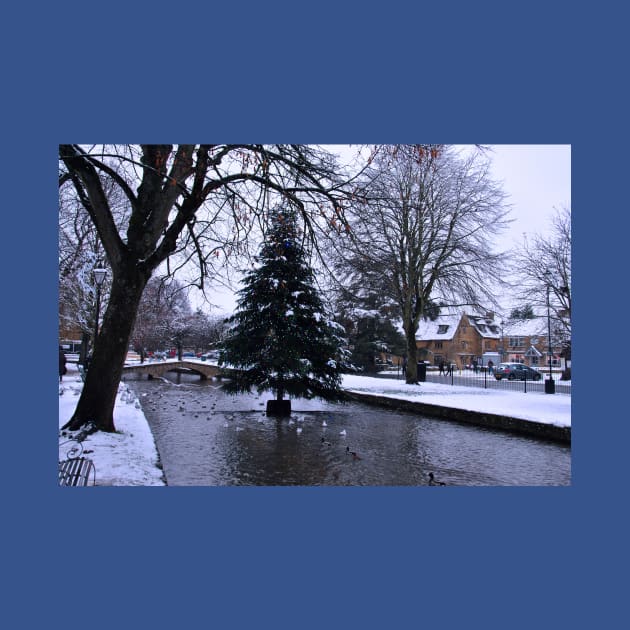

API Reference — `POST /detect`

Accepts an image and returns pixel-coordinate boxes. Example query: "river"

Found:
[127,372,571,486]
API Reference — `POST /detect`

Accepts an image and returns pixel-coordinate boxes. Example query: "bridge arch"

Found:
[122,360,222,381]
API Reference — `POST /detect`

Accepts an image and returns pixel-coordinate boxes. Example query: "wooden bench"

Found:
[59,457,95,486]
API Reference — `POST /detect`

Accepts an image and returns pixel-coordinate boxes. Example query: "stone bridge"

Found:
[122,360,223,381]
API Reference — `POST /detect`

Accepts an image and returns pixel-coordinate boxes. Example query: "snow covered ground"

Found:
[58,363,571,486]
[342,373,571,427]
[58,363,165,486]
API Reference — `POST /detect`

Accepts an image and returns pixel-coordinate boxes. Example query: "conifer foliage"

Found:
[220,207,347,403]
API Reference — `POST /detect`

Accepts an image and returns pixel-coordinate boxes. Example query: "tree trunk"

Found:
[268,382,290,416]
[63,265,149,432]
[402,316,419,384]
[405,334,419,384]
[266,381,292,414]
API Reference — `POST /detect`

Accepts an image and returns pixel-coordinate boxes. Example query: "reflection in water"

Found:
[128,373,571,486]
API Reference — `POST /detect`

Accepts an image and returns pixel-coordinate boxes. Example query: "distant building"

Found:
[501,317,563,369]
[414,310,564,370]
[59,320,85,355]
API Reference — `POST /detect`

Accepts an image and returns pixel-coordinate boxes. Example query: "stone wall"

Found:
[345,391,571,444]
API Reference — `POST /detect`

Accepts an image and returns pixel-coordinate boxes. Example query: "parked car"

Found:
[494,363,542,381]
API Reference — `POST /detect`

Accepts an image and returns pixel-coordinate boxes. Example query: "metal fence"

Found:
[379,366,571,395]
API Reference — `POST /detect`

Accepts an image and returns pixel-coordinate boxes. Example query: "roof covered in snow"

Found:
[502,317,548,337]
[415,310,503,341]
[415,312,462,341]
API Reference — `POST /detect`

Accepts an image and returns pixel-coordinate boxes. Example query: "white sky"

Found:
[196,144,571,315]
[328,143,571,251]
[485,144,571,249]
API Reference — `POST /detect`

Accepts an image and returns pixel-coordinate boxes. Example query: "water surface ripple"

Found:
[128,373,571,486]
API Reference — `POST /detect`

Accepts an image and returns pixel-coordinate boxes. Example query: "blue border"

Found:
[7,2,623,628]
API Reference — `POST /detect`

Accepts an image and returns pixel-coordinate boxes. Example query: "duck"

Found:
[346,446,361,460]
[296,427,303,435]
[321,437,332,446]
[339,429,347,437]
[428,472,446,486]
[322,419,328,427]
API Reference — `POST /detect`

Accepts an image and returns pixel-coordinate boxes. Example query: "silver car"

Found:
[494,363,542,381]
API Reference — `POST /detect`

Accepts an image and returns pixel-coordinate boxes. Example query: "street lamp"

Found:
[92,266,108,352]
[543,270,555,394]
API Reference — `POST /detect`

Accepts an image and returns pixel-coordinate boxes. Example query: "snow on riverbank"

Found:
[58,364,165,486]
[58,365,570,486]
[342,374,571,428]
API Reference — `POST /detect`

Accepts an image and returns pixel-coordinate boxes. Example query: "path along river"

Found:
[127,372,571,486]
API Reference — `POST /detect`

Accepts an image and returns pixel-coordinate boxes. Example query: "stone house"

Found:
[59,320,85,353]
[414,311,563,370]
[415,311,501,369]
[501,317,563,369]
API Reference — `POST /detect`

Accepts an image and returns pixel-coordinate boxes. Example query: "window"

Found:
[434,341,443,349]
[509,336,525,348]
[437,325,449,334]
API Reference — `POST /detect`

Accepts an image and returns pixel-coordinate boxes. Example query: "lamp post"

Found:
[92,266,108,352]
[543,271,555,394]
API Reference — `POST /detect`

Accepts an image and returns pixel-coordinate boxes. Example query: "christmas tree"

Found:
[219,206,347,413]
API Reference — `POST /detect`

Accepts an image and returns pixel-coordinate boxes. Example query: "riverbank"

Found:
[346,392,569,443]
[342,374,571,443]
[58,365,571,485]
[58,363,165,486]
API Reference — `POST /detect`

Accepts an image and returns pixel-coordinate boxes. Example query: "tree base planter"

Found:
[266,400,292,416]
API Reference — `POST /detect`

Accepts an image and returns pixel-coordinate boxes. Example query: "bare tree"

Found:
[185,310,225,353]
[59,144,359,432]
[131,276,192,360]
[59,171,133,363]
[59,189,105,362]
[332,145,511,383]
[512,204,571,355]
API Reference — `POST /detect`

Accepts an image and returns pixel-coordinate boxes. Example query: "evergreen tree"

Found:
[345,316,406,374]
[510,305,535,320]
[219,207,347,404]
